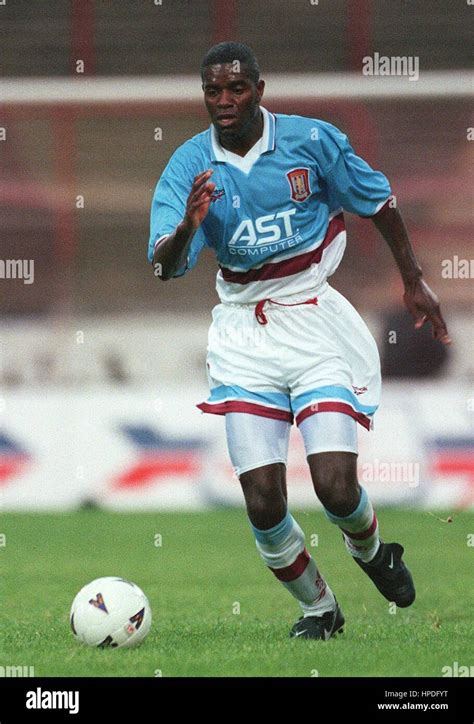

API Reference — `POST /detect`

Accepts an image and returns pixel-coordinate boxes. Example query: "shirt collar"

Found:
[209,106,276,162]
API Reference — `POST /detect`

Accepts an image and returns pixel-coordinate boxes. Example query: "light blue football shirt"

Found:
[148,107,391,301]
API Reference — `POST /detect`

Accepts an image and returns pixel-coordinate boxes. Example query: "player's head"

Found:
[200,42,265,142]
[200,42,260,85]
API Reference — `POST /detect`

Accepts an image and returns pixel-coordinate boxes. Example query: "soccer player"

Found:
[149,42,451,639]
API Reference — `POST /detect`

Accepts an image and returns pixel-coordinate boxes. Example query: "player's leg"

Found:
[287,285,414,607]
[300,412,415,607]
[226,412,344,639]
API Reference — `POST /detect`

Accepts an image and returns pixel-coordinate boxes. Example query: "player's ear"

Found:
[256,79,265,103]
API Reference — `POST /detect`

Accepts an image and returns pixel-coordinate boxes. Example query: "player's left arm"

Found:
[371,202,451,345]
[315,120,451,344]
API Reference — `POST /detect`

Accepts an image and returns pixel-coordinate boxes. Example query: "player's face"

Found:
[202,63,264,142]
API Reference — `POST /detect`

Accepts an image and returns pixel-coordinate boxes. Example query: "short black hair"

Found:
[200,42,260,84]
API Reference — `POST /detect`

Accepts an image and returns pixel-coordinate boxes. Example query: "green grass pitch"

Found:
[1,508,473,677]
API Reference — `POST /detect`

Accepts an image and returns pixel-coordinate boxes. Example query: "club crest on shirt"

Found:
[286,167,311,202]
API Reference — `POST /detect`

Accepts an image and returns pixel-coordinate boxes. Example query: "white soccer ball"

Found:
[70,577,152,649]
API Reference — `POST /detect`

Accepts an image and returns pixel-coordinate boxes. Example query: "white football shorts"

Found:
[197,282,381,433]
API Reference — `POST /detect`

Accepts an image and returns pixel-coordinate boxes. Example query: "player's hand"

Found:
[183,170,215,230]
[403,278,451,344]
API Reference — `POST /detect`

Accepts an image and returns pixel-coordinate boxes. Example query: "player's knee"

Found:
[324,480,360,517]
[309,454,359,516]
[244,480,280,514]
[239,468,286,527]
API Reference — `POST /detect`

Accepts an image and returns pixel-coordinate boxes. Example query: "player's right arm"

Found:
[152,170,214,281]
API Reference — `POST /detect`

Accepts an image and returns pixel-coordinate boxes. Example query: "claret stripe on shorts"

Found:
[198,384,378,430]
[197,400,294,423]
[197,384,294,422]
[292,385,377,430]
[296,401,372,430]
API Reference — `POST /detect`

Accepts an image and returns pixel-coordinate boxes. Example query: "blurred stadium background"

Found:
[0,0,472,513]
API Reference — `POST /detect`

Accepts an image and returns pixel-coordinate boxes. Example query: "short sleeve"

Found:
[314,122,392,217]
[148,149,208,276]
